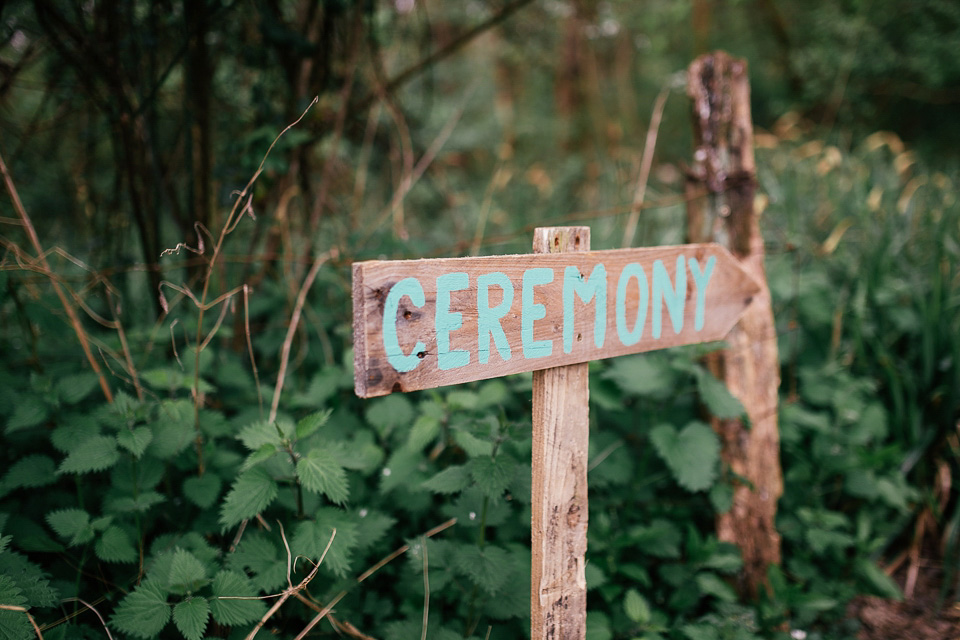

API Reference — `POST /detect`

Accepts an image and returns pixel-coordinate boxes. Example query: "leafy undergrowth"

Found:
[1,125,957,639]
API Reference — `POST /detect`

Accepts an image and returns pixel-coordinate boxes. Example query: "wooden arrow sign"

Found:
[353,243,760,398]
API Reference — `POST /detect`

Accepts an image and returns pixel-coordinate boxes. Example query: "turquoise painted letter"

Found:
[521,267,554,359]
[436,272,470,371]
[652,256,686,339]
[383,277,426,373]
[477,271,514,364]
[688,255,716,331]
[615,263,648,346]
[562,265,606,353]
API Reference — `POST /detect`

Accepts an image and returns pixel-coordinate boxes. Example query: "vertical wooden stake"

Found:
[685,51,783,598]
[531,226,590,640]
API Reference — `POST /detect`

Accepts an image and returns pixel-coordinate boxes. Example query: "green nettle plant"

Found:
[2,116,957,640]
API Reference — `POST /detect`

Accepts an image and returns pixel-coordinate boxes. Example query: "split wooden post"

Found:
[685,51,783,598]
[531,227,589,640]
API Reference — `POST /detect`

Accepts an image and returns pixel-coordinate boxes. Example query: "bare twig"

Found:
[0,149,114,403]
[59,598,114,640]
[0,605,43,638]
[235,527,336,640]
[621,84,671,248]
[269,247,338,424]
[293,518,457,640]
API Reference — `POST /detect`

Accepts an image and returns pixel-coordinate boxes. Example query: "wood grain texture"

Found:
[531,226,589,640]
[687,51,783,598]
[352,243,760,397]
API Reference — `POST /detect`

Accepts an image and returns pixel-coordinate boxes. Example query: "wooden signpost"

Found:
[353,226,760,638]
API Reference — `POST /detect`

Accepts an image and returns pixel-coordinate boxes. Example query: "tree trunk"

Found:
[684,51,783,599]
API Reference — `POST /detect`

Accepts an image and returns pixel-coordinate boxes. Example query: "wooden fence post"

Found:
[684,51,783,598]
[531,226,590,640]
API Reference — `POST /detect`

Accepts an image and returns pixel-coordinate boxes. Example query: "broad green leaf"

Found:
[173,597,210,640]
[110,579,171,638]
[602,353,678,399]
[0,574,30,638]
[452,544,511,595]
[117,426,153,458]
[149,400,195,458]
[240,444,278,472]
[406,414,441,451]
[58,435,120,475]
[629,519,681,559]
[352,509,396,552]
[469,455,517,498]
[292,509,358,578]
[5,396,49,434]
[650,422,720,492]
[422,465,472,494]
[95,526,137,564]
[585,611,613,640]
[2,455,56,490]
[105,491,165,514]
[219,467,278,528]
[708,482,734,514]
[210,570,266,626]
[183,474,221,509]
[46,508,93,546]
[296,449,348,504]
[624,588,650,624]
[296,409,332,439]
[167,549,208,593]
[227,534,286,593]
[0,550,59,607]
[681,624,719,640]
[365,395,414,437]
[856,558,903,600]
[694,368,745,420]
[452,429,493,458]
[695,572,737,602]
[57,372,100,405]
[237,420,282,451]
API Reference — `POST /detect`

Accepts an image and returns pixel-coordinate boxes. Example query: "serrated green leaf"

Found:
[0,574,30,638]
[469,455,516,498]
[241,443,278,472]
[2,455,56,490]
[694,368,745,420]
[219,467,278,528]
[365,395,414,437]
[353,509,395,552]
[173,597,209,640]
[57,435,120,475]
[701,550,742,574]
[296,409,332,439]
[149,400,195,458]
[696,572,737,602]
[95,526,137,564]
[452,544,511,595]
[602,353,678,399]
[0,550,59,607]
[111,579,170,638]
[422,465,472,494]
[167,549,208,593]
[296,449,348,504]
[210,570,266,625]
[104,491,165,514]
[708,482,734,514]
[681,623,719,640]
[407,414,441,451]
[650,422,720,492]
[237,420,282,451]
[117,426,153,458]
[227,534,286,593]
[856,559,903,600]
[452,429,493,458]
[46,508,93,546]
[338,436,384,472]
[292,509,358,578]
[5,396,49,434]
[630,519,681,558]
[183,474,221,509]
[624,588,650,624]
[57,372,100,405]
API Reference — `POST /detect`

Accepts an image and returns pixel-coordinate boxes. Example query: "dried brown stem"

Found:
[0,605,43,638]
[0,149,113,403]
[621,84,671,248]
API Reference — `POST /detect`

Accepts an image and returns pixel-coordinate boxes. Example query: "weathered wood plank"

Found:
[531,226,589,640]
[352,243,760,397]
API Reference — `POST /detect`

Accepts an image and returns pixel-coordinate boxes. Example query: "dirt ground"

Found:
[847,558,960,640]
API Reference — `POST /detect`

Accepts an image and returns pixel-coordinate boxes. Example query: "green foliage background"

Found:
[1,0,959,638]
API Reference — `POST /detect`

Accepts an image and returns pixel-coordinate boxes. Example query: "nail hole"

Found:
[554,236,560,247]
[577,333,582,342]
[417,351,427,359]
[403,310,412,319]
